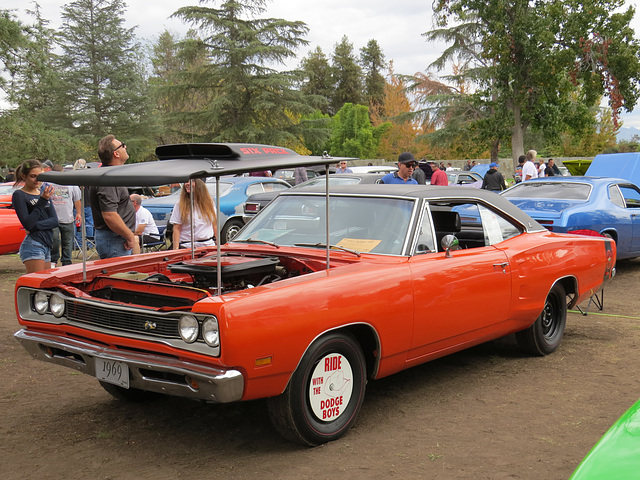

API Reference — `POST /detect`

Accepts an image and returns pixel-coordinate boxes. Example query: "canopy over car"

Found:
[38,144,356,187]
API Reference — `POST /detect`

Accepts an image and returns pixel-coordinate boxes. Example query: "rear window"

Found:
[502,182,591,200]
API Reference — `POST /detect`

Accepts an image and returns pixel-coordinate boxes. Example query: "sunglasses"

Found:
[114,142,126,151]
[403,163,416,168]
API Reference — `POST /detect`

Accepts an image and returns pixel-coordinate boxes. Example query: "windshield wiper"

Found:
[294,243,361,257]
[237,237,280,248]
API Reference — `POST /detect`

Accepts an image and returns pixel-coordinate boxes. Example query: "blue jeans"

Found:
[94,228,132,259]
[19,235,51,263]
[51,222,76,266]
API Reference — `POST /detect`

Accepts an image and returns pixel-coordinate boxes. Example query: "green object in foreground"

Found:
[561,159,592,176]
[569,399,640,479]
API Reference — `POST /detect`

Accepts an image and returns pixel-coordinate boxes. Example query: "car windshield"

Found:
[0,183,18,195]
[502,182,591,200]
[298,176,364,188]
[234,194,415,255]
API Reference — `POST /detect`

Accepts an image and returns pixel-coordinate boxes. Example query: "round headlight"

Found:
[34,291,49,314]
[202,317,219,347]
[49,294,65,318]
[179,315,199,343]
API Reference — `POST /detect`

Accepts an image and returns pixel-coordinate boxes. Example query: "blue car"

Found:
[142,176,290,243]
[501,176,640,259]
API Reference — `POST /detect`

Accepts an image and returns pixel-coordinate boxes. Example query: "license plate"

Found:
[95,357,130,388]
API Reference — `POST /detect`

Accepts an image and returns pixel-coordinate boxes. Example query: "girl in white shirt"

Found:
[170,179,217,249]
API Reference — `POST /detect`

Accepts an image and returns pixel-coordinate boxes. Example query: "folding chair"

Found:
[141,234,167,253]
[73,235,97,260]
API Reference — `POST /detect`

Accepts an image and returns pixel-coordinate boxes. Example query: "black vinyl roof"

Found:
[38,143,356,187]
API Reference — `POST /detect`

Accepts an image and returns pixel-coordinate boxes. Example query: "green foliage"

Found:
[168,0,324,145]
[360,39,386,111]
[0,9,28,93]
[330,36,363,115]
[299,47,333,114]
[329,103,390,158]
[57,0,156,145]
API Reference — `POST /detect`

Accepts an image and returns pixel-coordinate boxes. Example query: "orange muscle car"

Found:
[14,144,616,445]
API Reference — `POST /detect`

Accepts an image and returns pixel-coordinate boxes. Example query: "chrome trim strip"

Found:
[14,329,243,403]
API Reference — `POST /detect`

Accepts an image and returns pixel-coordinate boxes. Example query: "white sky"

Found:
[4,0,640,129]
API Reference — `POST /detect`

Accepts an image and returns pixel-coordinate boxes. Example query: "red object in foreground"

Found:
[0,208,26,255]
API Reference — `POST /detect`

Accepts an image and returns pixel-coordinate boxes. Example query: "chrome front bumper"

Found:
[15,329,244,403]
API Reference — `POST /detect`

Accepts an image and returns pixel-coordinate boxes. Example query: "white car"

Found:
[349,165,398,174]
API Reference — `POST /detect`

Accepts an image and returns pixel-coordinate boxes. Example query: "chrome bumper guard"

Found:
[14,329,244,403]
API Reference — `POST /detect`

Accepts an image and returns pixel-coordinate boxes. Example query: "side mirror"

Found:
[441,234,460,258]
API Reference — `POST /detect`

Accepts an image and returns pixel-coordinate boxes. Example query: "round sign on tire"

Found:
[308,353,353,422]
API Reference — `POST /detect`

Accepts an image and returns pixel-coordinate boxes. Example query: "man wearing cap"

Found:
[381,152,419,185]
[482,162,507,192]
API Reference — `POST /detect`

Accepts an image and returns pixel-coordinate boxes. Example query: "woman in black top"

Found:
[11,159,58,273]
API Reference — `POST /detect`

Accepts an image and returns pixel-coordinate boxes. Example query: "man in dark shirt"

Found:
[89,135,136,259]
[482,162,507,191]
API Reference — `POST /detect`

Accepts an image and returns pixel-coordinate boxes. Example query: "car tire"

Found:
[99,381,158,402]
[266,332,367,446]
[221,218,244,243]
[516,283,567,356]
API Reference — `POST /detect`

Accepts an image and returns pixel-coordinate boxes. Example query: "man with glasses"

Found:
[336,160,353,174]
[381,152,419,185]
[88,135,137,259]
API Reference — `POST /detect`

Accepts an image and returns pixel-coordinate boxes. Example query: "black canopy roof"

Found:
[38,143,356,187]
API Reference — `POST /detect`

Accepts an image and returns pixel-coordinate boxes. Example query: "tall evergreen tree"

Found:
[170,0,323,145]
[299,46,332,115]
[360,39,386,112]
[330,36,362,114]
[57,0,154,149]
[0,9,29,96]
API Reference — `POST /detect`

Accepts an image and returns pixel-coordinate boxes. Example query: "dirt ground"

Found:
[1,254,639,480]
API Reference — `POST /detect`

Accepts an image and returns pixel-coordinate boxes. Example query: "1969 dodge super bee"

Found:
[14,144,616,445]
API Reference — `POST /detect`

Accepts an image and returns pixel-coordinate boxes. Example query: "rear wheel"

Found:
[516,283,567,355]
[221,218,244,243]
[267,332,367,446]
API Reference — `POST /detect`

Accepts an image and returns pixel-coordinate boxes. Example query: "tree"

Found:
[299,46,332,114]
[0,9,29,96]
[329,103,390,159]
[430,0,640,163]
[57,0,155,155]
[360,39,386,112]
[170,0,324,145]
[330,36,362,114]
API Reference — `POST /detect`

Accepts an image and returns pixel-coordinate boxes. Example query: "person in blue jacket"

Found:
[11,159,59,273]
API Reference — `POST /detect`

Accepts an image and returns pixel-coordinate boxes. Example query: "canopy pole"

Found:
[189,178,195,260]
[80,187,87,282]
[216,176,222,296]
[325,163,330,270]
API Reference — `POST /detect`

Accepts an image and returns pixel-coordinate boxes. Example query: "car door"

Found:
[407,202,517,362]
[618,185,640,252]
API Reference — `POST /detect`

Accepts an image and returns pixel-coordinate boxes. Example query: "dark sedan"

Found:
[243,173,385,221]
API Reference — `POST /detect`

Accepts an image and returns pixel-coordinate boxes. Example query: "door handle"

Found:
[493,262,508,274]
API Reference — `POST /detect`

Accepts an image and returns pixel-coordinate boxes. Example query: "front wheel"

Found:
[516,283,567,356]
[267,332,367,446]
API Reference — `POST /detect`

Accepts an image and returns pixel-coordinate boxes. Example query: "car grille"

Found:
[65,299,179,338]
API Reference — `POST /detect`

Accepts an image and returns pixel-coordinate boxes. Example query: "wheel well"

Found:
[341,324,379,380]
[556,276,578,307]
[601,229,617,243]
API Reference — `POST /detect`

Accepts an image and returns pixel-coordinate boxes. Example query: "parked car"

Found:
[444,171,484,188]
[569,398,640,479]
[349,165,398,174]
[502,177,640,259]
[142,176,290,243]
[273,166,336,186]
[0,181,21,207]
[0,208,26,254]
[243,173,385,220]
[16,143,615,446]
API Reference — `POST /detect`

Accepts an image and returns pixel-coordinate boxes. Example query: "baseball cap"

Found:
[489,162,499,168]
[398,152,416,164]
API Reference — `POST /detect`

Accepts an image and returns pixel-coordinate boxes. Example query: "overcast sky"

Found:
[4,0,640,129]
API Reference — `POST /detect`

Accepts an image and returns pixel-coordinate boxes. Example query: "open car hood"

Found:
[38,144,355,187]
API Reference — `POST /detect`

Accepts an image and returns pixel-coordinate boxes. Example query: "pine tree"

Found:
[330,36,362,115]
[299,46,332,115]
[58,0,154,149]
[360,39,386,112]
[170,0,323,145]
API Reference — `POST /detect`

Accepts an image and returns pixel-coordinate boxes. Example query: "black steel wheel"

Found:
[516,283,567,356]
[267,332,367,446]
